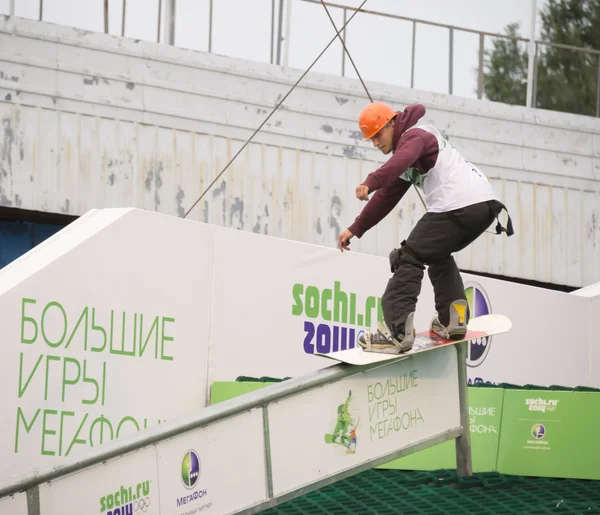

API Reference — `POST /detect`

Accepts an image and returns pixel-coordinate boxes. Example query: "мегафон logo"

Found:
[176,449,211,510]
[181,449,200,489]
[464,281,493,368]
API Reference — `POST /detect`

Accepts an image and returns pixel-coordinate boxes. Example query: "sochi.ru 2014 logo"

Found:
[464,281,493,368]
[181,449,201,489]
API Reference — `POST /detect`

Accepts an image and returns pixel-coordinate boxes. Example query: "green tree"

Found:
[483,0,600,117]
[483,23,528,106]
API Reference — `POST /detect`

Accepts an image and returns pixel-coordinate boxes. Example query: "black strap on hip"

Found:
[492,201,514,237]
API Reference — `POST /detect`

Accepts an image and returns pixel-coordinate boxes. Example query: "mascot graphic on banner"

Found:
[324,390,359,455]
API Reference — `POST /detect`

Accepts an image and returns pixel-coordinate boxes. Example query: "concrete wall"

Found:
[1,16,599,287]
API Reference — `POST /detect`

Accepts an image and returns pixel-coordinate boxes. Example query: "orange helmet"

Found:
[358,102,396,140]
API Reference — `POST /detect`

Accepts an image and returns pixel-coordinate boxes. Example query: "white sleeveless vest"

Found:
[401,125,499,213]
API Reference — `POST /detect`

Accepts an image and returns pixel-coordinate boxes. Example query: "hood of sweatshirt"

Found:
[392,104,426,151]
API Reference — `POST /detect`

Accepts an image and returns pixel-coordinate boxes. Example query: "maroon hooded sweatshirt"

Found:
[348,104,439,239]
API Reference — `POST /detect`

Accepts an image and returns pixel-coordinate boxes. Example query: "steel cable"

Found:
[183,0,370,219]
[318,0,426,209]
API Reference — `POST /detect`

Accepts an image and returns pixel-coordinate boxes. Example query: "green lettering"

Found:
[82,360,99,405]
[89,415,113,449]
[41,409,58,456]
[59,410,75,456]
[334,281,348,324]
[161,317,174,361]
[291,283,304,316]
[21,298,38,344]
[100,496,107,512]
[61,358,81,402]
[18,352,43,398]
[139,315,159,357]
[116,416,140,438]
[101,361,106,405]
[350,293,356,325]
[44,355,60,400]
[321,288,332,321]
[65,307,89,350]
[90,308,108,352]
[66,412,89,455]
[15,407,40,453]
[111,312,136,357]
[41,302,67,348]
[365,296,376,327]
[305,286,319,319]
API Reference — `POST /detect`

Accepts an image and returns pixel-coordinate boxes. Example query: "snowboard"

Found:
[316,313,511,366]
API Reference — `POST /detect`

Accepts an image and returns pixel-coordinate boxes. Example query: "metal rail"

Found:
[0,350,472,514]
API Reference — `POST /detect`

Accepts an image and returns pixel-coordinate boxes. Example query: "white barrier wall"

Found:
[1,208,598,485]
[591,295,600,388]
[0,209,214,483]
[0,493,27,515]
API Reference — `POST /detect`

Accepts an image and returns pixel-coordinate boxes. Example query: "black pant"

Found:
[382,200,504,334]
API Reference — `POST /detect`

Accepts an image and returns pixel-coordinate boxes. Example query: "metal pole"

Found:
[283,0,292,69]
[39,0,43,20]
[121,0,126,37]
[157,0,162,42]
[477,32,484,99]
[341,8,347,76]
[449,26,454,95]
[164,0,176,45]
[104,0,109,33]
[596,55,600,117]
[526,0,537,107]
[26,486,40,515]
[410,20,416,88]
[455,341,473,477]
[9,0,14,16]
[532,42,539,107]
[276,0,284,65]
[271,0,276,63]
[208,0,213,52]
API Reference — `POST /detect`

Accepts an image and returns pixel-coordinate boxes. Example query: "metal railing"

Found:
[0,345,473,514]
[5,0,600,117]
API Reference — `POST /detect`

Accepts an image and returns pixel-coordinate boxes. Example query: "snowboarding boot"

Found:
[430,299,469,340]
[358,312,415,354]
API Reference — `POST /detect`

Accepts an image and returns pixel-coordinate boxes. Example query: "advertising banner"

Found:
[208,225,436,380]
[0,493,27,515]
[497,390,600,480]
[459,278,590,388]
[155,408,267,515]
[267,345,460,496]
[208,224,594,388]
[38,446,159,515]
[0,209,215,483]
[380,387,504,472]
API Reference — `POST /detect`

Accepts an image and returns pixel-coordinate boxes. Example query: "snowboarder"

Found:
[332,390,354,445]
[338,102,513,354]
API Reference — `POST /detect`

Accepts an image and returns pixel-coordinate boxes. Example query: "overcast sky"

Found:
[0,0,548,100]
